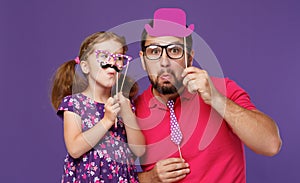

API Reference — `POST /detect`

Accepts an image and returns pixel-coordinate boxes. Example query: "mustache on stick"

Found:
[100,62,121,72]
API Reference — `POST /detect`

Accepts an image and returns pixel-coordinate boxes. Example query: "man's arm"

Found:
[212,95,282,156]
[138,158,190,183]
[182,67,282,156]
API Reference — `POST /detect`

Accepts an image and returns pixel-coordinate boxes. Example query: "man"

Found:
[135,8,282,182]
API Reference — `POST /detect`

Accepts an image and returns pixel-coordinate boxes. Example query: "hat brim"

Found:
[145,21,194,37]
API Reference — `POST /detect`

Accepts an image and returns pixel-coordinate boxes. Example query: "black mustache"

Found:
[100,62,121,72]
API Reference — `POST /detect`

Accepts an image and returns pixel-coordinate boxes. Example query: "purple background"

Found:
[1,0,299,182]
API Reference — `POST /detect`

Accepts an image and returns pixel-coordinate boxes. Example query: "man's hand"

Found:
[139,158,190,183]
[182,67,222,106]
[182,67,281,156]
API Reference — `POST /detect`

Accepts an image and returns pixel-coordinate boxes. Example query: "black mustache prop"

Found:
[100,62,121,72]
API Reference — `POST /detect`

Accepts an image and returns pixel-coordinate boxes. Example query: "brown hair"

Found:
[50,31,138,109]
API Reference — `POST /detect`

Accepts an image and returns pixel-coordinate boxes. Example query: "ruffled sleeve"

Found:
[57,95,75,119]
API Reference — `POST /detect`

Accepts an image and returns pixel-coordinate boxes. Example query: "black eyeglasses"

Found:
[143,44,185,60]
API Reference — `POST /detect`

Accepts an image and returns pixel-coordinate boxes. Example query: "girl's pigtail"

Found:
[50,60,87,109]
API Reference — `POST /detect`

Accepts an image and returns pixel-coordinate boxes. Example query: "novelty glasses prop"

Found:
[95,50,133,73]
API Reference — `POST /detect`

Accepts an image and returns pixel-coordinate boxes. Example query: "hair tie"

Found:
[74,57,80,64]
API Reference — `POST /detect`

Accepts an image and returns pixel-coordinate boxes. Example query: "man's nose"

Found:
[160,49,170,67]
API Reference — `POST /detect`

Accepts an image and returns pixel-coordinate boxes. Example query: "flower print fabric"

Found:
[57,93,139,183]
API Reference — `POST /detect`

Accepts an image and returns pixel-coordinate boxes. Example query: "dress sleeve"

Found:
[57,95,75,119]
[225,78,256,110]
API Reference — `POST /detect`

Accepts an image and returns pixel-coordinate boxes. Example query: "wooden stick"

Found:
[184,37,188,68]
[116,72,119,94]
[178,145,183,159]
[120,62,130,92]
[115,72,119,128]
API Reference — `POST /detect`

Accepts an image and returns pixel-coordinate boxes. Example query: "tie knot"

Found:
[167,100,175,109]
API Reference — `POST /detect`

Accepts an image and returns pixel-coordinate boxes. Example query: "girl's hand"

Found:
[103,97,120,124]
[115,92,132,117]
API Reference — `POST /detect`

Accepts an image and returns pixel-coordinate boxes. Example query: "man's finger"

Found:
[165,168,190,179]
[182,66,202,77]
[159,158,185,166]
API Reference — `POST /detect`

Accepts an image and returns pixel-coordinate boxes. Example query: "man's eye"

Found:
[151,49,160,54]
[170,48,179,53]
[168,45,183,55]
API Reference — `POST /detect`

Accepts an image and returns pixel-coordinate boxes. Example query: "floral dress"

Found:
[57,93,139,183]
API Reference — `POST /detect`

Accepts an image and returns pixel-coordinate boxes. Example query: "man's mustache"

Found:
[157,69,176,78]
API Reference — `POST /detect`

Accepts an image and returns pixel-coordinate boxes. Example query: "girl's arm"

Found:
[63,97,119,159]
[117,93,146,157]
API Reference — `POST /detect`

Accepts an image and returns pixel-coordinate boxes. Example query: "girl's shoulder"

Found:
[57,93,86,115]
[57,93,104,112]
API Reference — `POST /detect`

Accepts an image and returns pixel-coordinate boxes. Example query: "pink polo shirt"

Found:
[135,77,256,183]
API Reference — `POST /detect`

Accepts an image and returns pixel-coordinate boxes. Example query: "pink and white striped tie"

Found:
[167,100,183,146]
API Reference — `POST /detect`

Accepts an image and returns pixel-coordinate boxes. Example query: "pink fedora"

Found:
[145,8,194,37]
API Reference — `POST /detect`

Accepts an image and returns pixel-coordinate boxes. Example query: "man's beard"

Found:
[149,69,183,95]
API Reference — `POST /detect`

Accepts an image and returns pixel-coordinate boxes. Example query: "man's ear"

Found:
[188,50,195,66]
[80,60,90,74]
[139,51,146,71]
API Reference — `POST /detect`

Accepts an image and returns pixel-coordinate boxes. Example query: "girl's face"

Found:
[81,39,124,89]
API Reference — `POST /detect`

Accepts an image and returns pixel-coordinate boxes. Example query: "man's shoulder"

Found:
[211,77,228,90]
[210,76,244,97]
[134,86,152,106]
[210,76,239,88]
[210,76,231,83]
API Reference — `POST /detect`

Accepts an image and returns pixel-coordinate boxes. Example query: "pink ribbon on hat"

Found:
[74,57,80,64]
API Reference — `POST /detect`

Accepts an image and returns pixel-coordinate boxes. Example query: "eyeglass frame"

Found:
[94,49,133,69]
[142,44,188,60]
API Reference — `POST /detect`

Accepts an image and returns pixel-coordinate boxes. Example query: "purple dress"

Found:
[57,93,139,183]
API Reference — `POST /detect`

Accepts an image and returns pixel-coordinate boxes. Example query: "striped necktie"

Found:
[167,100,183,145]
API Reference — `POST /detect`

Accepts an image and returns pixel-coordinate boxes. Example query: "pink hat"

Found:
[145,8,194,37]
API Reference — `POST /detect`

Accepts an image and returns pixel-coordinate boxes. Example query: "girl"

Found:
[51,31,145,182]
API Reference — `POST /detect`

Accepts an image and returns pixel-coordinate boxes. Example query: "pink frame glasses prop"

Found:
[95,50,133,72]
